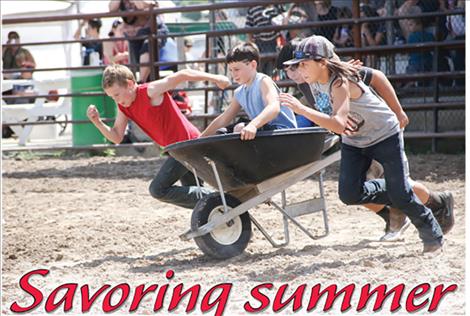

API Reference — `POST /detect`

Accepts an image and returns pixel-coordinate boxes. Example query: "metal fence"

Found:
[1,0,465,152]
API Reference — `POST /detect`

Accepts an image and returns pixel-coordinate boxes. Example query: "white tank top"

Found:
[313,75,400,148]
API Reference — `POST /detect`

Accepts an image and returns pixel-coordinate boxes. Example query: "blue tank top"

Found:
[234,73,297,129]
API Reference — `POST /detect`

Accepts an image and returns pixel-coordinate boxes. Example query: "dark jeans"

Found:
[127,25,168,67]
[149,157,211,209]
[338,132,443,245]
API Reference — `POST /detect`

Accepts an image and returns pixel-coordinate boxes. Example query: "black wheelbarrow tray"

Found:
[164,127,341,259]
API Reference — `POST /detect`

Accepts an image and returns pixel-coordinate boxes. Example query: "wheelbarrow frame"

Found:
[179,135,341,249]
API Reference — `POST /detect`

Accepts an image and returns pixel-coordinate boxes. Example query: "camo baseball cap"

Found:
[283,35,336,66]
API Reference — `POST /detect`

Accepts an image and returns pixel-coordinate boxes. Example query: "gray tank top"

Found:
[313,75,400,148]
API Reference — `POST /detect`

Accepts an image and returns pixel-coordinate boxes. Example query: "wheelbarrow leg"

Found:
[270,201,322,241]
[207,159,229,215]
[319,170,330,236]
[249,214,289,248]
[190,167,203,199]
[281,190,290,245]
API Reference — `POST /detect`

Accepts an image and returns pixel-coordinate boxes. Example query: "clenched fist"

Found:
[87,104,100,124]
[214,75,231,90]
[240,123,257,141]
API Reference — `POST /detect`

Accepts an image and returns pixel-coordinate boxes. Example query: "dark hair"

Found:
[275,38,303,70]
[88,18,102,31]
[338,6,352,19]
[109,19,122,37]
[360,5,381,36]
[276,43,295,70]
[226,42,260,64]
[112,19,122,29]
[360,4,378,18]
[8,31,19,40]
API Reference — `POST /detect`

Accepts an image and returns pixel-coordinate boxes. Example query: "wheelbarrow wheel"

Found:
[191,193,252,259]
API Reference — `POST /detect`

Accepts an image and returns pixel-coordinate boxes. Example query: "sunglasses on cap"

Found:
[293,50,323,60]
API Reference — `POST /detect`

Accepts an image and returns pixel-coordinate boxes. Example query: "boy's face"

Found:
[407,19,420,32]
[284,65,305,84]
[298,60,322,84]
[104,80,136,107]
[228,60,257,84]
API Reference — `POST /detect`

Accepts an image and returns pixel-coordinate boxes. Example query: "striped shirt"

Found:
[245,5,280,42]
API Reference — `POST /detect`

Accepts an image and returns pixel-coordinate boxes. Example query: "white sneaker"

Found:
[379,217,411,242]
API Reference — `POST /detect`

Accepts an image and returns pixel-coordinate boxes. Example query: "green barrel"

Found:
[71,70,116,145]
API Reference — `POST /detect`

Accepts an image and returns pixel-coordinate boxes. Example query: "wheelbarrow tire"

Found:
[191,192,252,259]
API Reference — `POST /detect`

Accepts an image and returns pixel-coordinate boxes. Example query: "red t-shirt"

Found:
[118,84,200,147]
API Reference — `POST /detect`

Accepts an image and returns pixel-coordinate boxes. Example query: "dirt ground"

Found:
[1,152,466,315]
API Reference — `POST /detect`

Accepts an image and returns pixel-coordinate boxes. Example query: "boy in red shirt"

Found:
[87,64,230,208]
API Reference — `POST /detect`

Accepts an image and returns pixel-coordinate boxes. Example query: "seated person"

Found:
[2,31,36,79]
[74,18,103,65]
[201,42,297,140]
[406,18,434,74]
[103,19,129,65]
[2,31,37,106]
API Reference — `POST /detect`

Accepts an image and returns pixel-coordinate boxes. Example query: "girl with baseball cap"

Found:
[279,35,444,253]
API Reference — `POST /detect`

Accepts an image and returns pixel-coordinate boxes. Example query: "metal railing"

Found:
[2,0,465,152]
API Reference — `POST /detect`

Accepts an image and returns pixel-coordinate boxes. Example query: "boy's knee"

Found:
[388,191,414,210]
[149,182,168,200]
[339,186,361,205]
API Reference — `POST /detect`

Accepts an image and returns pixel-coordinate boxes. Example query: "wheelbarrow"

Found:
[164,127,341,259]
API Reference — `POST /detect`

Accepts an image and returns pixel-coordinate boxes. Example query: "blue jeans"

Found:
[338,133,442,245]
[149,157,211,209]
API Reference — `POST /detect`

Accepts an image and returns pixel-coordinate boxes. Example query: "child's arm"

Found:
[146,69,230,105]
[200,99,241,137]
[240,77,281,140]
[279,79,349,134]
[87,105,129,144]
[73,20,85,40]
[370,69,409,128]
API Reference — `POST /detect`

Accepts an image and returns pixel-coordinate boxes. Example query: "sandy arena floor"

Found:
[1,153,465,315]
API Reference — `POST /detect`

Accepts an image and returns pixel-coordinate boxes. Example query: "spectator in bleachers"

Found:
[405,18,434,86]
[283,4,313,41]
[245,4,284,76]
[360,4,386,46]
[183,37,200,71]
[2,32,36,105]
[103,19,129,65]
[446,0,465,85]
[397,2,422,40]
[109,0,168,73]
[360,4,386,68]
[182,37,202,88]
[2,31,36,79]
[74,18,103,65]
[333,7,353,48]
[312,0,339,41]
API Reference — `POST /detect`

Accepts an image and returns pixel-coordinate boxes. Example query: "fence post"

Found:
[385,0,395,74]
[431,18,440,153]
[149,5,158,80]
[204,33,211,129]
[351,0,361,60]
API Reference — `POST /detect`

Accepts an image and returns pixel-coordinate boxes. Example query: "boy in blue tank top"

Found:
[201,42,297,140]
